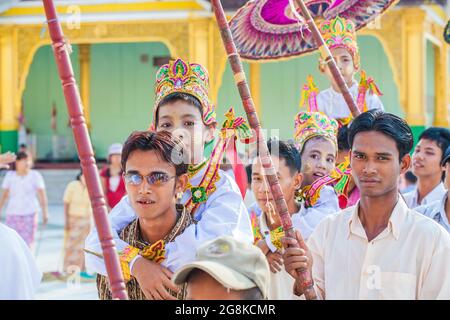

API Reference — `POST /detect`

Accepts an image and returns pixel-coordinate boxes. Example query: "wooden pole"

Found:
[211,0,317,300]
[41,0,128,300]
[293,0,360,118]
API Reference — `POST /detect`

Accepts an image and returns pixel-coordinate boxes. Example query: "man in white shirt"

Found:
[416,146,450,233]
[403,127,450,208]
[282,110,450,300]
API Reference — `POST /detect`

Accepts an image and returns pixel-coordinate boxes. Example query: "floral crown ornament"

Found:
[319,16,360,70]
[294,111,339,151]
[151,58,217,129]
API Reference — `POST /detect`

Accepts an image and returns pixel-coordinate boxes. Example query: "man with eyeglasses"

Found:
[93,130,192,300]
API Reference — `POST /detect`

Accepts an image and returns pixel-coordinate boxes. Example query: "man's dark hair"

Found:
[262,138,302,174]
[155,92,203,126]
[418,127,450,163]
[121,131,188,176]
[16,151,29,161]
[337,125,350,151]
[76,170,83,181]
[404,171,417,184]
[348,110,414,161]
[246,164,252,186]
[239,287,264,300]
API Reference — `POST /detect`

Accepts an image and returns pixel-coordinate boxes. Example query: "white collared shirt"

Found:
[416,193,450,233]
[316,82,384,120]
[307,196,450,300]
[403,182,446,208]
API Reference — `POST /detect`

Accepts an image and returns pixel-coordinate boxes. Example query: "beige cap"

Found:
[172,236,269,299]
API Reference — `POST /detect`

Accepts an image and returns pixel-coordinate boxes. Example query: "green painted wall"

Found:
[0,130,18,153]
[23,45,79,160]
[90,42,170,158]
[22,42,170,160]
[20,36,412,160]
[217,35,403,140]
[216,62,250,121]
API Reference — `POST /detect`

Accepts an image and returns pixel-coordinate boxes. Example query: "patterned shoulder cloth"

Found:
[96,205,192,300]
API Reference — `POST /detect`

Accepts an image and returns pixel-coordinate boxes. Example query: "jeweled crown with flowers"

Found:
[319,16,360,69]
[153,58,216,126]
[294,112,338,150]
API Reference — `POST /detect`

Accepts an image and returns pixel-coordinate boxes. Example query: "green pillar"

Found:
[0,130,18,153]
[410,125,425,150]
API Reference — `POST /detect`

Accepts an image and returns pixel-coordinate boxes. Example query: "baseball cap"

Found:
[172,236,269,299]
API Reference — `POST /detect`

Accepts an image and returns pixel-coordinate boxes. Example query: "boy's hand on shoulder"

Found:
[131,256,180,300]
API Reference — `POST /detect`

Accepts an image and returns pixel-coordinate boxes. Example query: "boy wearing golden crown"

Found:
[85,59,253,300]
[294,111,340,223]
[300,16,384,127]
[295,111,357,210]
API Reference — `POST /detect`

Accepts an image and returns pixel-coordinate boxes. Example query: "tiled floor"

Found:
[28,205,98,300]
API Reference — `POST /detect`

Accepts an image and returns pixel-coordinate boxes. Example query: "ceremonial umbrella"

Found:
[41,0,128,299]
[230,0,398,61]
[228,0,397,122]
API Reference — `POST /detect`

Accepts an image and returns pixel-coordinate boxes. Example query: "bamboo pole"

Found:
[211,0,317,300]
[41,0,128,299]
[293,0,360,118]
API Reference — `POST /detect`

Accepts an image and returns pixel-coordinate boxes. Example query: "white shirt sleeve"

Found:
[418,230,450,299]
[294,186,340,240]
[0,223,42,299]
[1,171,12,189]
[33,171,45,189]
[84,196,136,275]
[366,93,384,111]
[162,172,253,272]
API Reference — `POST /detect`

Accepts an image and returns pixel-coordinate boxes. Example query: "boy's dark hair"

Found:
[337,125,350,151]
[246,164,252,186]
[16,151,29,161]
[404,171,417,184]
[418,127,450,163]
[263,138,302,174]
[155,92,203,126]
[19,143,27,149]
[348,110,414,161]
[121,131,188,176]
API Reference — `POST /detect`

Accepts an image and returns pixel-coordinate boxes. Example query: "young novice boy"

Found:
[248,139,303,299]
[300,16,384,127]
[294,111,340,228]
[85,59,253,300]
[404,127,450,208]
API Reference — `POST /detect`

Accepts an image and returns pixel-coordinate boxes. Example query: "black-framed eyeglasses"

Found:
[124,172,176,186]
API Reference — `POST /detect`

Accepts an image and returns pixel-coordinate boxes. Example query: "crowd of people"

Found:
[1,15,449,300]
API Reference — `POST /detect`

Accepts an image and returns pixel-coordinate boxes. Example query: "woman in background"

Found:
[63,170,92,277]
[100,143,126,211]
[0,151,48,249]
